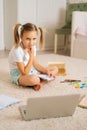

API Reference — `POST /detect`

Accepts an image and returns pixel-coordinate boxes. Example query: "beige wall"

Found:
[2,0,66,50]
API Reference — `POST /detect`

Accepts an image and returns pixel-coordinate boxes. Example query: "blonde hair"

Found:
[13,23,44,49]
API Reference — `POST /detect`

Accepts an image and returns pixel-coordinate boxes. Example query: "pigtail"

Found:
[38,27,44,49]
[13,23,22,48]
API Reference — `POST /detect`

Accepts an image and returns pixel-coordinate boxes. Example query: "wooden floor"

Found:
[0,50,9,58]
[0,50,54,58]
[0,48,69,58]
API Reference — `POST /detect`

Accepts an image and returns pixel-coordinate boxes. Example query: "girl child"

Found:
[8,23,58,91]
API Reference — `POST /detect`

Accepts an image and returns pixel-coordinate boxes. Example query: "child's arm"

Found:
[33,57,48,74]
[16,47,34,75]
[33,57,57,77]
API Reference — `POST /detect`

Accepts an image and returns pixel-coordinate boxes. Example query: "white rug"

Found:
[0,53,87,130]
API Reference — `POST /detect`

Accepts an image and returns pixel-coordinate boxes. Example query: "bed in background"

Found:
[0,53,87,130]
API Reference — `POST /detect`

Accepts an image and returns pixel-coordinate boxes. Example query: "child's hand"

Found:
[25,47,34,57]
[24,48,29,52]
[28,47,34,56]
[46,70,55,78]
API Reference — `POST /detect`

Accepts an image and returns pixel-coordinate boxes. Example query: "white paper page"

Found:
[0,94,20,110]
[37,74,55,81]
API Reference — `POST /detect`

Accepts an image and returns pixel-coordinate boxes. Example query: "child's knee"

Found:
[33,76,40,84]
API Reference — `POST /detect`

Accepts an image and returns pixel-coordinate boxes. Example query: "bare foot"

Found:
[33,80,48,91]
[33,84,41,91]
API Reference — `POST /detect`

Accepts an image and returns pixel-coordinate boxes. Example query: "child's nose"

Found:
[29,40,33,46]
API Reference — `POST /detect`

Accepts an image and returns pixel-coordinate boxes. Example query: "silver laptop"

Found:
[19,94,80,120]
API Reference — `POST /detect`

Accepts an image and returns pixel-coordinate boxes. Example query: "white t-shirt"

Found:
[8,45,36,71]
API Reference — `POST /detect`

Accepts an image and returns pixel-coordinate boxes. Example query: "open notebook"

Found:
[37,74,54,81]
[0,94,20,110]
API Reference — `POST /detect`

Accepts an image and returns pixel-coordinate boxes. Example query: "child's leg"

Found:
[19,75,41,90]
[33,79,48,90]
[33,66,58,90]
[19,75,40,86]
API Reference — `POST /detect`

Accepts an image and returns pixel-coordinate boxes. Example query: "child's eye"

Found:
[33,38,37,40]
[26,38,30,40]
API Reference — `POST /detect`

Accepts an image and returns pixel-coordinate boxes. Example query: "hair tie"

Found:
[18,25,22,36]
[18,25,22,43]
